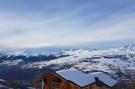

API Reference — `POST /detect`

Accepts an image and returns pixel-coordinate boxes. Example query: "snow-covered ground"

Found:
[0,79,13,89]
[0,44,135,75]
[0,44,135,89]
[0,59,24,65]
[21,44,135,75]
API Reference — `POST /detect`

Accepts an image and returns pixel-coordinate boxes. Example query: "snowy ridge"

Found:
[0,44,135,89]
[0,44,134,56]
[23,45,135,73]
[0,59,24,65]
[0,44,135,74]
[0,47,59,56]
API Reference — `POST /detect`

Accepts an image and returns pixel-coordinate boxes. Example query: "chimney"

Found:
[94,77,104,87]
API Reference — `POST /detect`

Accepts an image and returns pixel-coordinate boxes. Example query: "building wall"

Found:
[82,84,111,89]
[44,73,61,89]
[69,83,80,89]
[43,73,112,89]
[44,73,81,89]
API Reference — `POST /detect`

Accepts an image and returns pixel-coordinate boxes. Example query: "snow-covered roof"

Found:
[89,72,118,87]
[56,69,95,87]
[56,69,117,87]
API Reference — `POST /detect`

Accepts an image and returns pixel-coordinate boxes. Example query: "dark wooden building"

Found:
[34,70,118,89]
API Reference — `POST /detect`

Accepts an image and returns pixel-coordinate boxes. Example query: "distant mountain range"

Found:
[0,44,135,89]
[0,44,135,71]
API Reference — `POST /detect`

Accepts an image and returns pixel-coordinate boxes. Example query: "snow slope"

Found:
[0,44,135,89]
[0,79,13,89]
[23,44,135,74]
[0,44,135,75]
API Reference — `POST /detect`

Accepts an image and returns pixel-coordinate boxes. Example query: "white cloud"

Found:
[0,2,135,48]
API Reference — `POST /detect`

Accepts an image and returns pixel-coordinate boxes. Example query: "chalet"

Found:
[34,69,118,89]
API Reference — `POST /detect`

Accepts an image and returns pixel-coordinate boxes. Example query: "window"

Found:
[51,82,60,88]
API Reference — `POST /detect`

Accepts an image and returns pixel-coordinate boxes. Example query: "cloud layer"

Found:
[0,0,135,48]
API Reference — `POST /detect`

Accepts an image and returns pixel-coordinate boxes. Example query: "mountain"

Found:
[0,44,135,89]
[0,44,135,73]
[21,44,135,72]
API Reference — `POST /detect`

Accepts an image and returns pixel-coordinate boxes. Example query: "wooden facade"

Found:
[34,72,117,89]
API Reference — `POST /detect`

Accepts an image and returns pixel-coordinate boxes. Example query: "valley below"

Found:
[0,44,135,89]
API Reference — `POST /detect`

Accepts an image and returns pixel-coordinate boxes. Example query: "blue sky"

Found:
[0,0,135,48]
